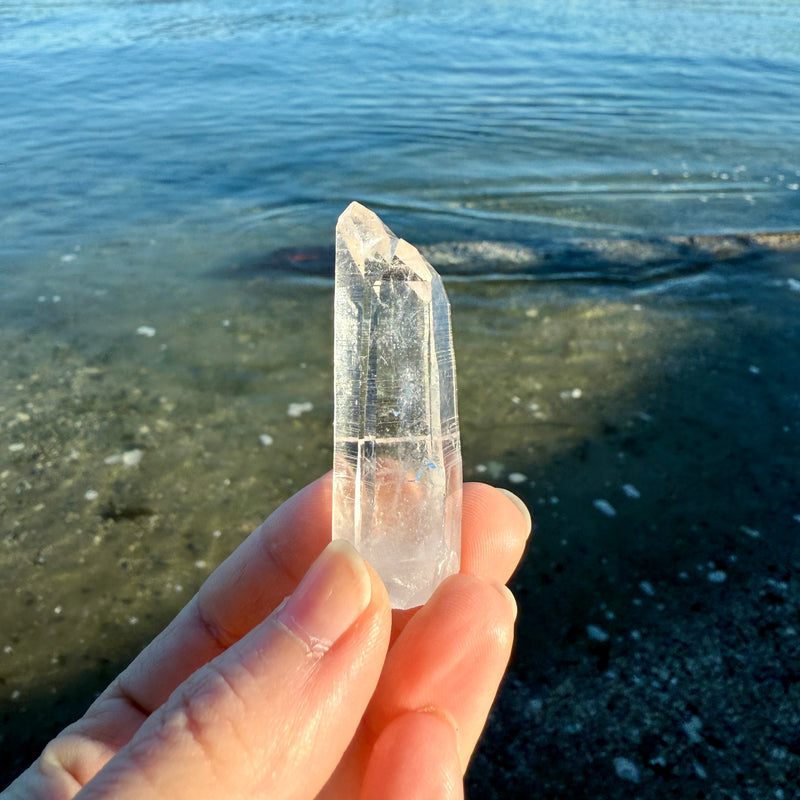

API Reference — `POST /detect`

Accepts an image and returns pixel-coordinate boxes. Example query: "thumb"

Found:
[78,541,391,800]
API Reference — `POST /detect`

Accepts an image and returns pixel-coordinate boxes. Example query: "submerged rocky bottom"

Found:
[1,236,799,796]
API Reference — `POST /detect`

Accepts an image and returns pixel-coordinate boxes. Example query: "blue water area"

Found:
[2,0,800,281]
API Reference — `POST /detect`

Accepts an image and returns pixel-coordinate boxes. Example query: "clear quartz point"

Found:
[332,202,462,609]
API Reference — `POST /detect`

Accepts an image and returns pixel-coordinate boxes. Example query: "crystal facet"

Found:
[332,202,462,609]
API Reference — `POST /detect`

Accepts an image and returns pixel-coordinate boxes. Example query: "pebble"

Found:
[259,434,274,446]
[212,529,222,539]
[748,365,761,374]
[707,570,727,584]
[8,443,24,453]
[586,624,610,643]
[787,278,800,292]
[474,463,487,473]
[683,715,704,743]
[287,401,313,418]
[613,756,640,783]
[639,581,655,596]
[136,325,156,337]
[593,499,617,517]
[693,760,708,779]
[195,560,207,569]
[793,514,800,524]
[84,489,99,501]
[740,525,760,538]
[508,472,527,484]
[104,449,143,467]
[622,483,640,499]
[560,388,583,399]
[486,461,505,479]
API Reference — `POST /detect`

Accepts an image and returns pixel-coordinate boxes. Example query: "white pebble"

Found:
[639,581,655,596]
[128,616,138,626]
[259,434,274,446]
[682,715,704,743]
[740,525,760,538]
[61,253,76,262]
[593,499,617,517]
[792,514,800,524]
[586,624,610,643]
[508,472,527,484]
[123,449,143,466]
[693,760,708,779]
[136,325,156,337]
[8,443,24,453]
[707,570,727,584]
[52,295,61,303]
[222,319,231,327]
[748,365,761,375]
[787,278,800,292]
[622,483,640,499]
[486,461,505,479]
[195,560,207,569]
[560,388,583,399]
[84,489,99,501]
[54,605,62,615]
[613,756,640,783]
[38,295,46,302]
[212,529,222,538]
[474,463,487,473]
[104,449,143,467]
[287,401,313,418]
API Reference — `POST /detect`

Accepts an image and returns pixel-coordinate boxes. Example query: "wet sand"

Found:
[1,236,799,796]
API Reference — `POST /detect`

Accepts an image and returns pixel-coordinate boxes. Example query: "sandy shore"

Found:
[2,236,799,796]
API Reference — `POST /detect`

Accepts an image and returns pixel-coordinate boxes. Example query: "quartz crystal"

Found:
[332,202,462,609]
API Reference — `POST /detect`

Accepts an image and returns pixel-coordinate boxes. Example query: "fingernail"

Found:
[493,582,518,621]
[276,540,372,654]
[497,488,532,537]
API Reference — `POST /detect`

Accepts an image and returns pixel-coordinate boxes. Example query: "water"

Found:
[2,0,800,276]
[2,1,800,793]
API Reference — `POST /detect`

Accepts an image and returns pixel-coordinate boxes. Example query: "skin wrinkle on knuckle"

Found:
[140,662,255,788]
[37,735,86,795]
[192,595,241,654]
[110,678,159,720]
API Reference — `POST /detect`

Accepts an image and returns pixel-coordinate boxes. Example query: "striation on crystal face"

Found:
[332,202,462,609]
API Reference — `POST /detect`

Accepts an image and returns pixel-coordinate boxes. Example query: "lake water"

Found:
[2,0,800,794]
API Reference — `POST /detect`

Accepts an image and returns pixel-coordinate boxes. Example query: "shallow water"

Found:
[2,0,800,792]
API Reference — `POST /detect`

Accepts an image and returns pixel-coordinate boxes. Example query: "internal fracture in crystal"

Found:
[332,202,462,609]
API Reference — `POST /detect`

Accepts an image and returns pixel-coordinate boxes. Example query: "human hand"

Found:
[5,473,531,800]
